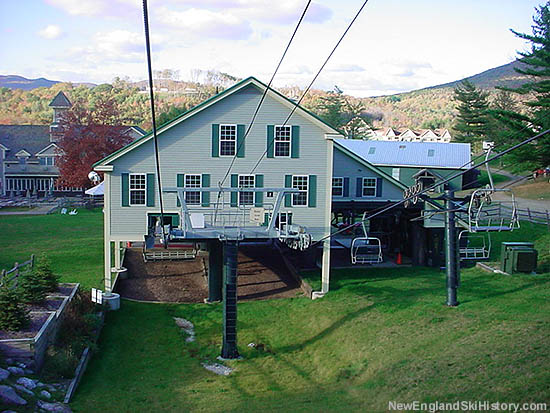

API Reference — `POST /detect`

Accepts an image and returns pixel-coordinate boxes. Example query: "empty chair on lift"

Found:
[350,213,383,265]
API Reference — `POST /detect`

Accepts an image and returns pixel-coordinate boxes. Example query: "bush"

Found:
[18,270,48,304]
[0,284,29,331]
[34,254,60,292]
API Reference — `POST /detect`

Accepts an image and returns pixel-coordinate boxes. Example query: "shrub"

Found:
[0,284,30,331]
[34,254,60,292]
[18,270,48,304]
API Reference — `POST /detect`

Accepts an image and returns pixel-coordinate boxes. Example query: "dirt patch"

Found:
[0,312,51,339]
[117,245,303,303]
[236,246,302,301]
[117,249,208,303]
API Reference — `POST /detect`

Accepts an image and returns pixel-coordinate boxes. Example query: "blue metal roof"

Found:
[334,139,471,169]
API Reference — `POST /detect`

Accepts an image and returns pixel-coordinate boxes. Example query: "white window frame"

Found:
[185,174,201,205]
[362,177,377,197]
[332,177,344,197]
[238,174,255,206]
[219,124,237,157]
[274,125,291,158]
[292,175,308,207]
[277,211,292,231]
[129,173,147,206]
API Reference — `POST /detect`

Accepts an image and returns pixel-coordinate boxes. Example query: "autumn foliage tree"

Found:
[56,95,134,188]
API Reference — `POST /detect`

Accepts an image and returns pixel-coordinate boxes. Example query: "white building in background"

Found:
[370,127,452,143]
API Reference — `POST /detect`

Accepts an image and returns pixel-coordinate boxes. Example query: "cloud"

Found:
[38,25,63,39]
[160,0,332,25]
[63,30,163,66]
[327,64,365,73]
[156,7,253,40]
[45,0,137,17]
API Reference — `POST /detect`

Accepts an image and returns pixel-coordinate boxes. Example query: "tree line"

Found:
[453,1,550,170]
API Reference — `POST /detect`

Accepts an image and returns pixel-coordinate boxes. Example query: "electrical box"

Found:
[501,242,537,274]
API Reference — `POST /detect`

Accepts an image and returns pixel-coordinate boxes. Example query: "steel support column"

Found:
[221,240,240,359]
[445,189,459,306]
[207,240,223,302]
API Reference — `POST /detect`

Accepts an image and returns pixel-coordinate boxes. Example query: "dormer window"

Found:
[39,157,56,166]
[19,157,26,164]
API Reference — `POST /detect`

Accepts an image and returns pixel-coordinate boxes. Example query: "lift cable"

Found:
[248,0,371,176]
[142,0,167,246]
[310,128,550,247]
[219,0,313,188]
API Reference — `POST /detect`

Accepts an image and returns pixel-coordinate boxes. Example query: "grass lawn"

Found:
[1,212,549,411]
[512,180,550,201]
[71,223,549,412]
[0,208,104,289]
[477,170,510,187]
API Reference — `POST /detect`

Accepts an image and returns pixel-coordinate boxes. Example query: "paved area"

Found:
[491,167,550,212]
[0,204,57,215]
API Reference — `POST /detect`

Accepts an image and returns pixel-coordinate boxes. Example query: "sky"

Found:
[0,0,545,97]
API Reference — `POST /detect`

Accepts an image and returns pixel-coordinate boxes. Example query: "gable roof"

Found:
[49,91,71,108]
[334,139,471,169]
[0,125,51,161]
[94,76,344,167]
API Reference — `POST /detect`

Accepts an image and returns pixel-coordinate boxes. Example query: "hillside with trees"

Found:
[0,62,532,134]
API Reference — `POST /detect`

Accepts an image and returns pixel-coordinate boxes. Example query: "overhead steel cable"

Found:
[310,128,550,247]
[142,0,167,246]
[249,0,371,176]
[219,0,313,188]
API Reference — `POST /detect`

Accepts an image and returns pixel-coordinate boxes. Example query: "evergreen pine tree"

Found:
[492,2,550,168]
[35,254,60,292]
[0,284,29,331]
[453,80,491,144]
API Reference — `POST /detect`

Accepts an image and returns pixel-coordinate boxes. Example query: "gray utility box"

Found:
[500,242,538,274]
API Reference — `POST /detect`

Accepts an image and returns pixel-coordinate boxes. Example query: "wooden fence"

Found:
[0,255,35,289]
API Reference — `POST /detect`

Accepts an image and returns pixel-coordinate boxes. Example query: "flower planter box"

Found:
[0,283,79,371]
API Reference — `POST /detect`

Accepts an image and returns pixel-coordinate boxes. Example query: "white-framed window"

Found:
[129,173,146,205]
[277,212,292,231]
[220,124,236,156]
[362,177,377,197]
[238,175,255,206]
[185,174,201,205]
[39,157,55,166]
[292,175,308,206]
[332,177,344,197]
[274,125,291,157]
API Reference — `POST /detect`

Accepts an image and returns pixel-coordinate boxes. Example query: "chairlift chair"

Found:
[350,212,383,265]
[458,230,491,261]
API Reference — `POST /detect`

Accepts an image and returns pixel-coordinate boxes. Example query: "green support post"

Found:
[221,240,240,359]
[207,240,223,302]
[445,189,459,306]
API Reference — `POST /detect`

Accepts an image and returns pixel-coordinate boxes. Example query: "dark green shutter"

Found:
[288,212,293,225]
[255,174,264,207]
[262,212,270,227]
[230,174,238,207]
[356,177,363,198]
[343,177,350,197]
[172,214,180,227]
[121,173,129,207]
[237,124,245,158]
[291,125,300,158]
[212,124,219,157]
[376,178,383,197]
[284,174,292,207]
[308,175,317,208]
[146,173,155,207]
[202,174,210,207]
[267,125,274,158]
[176,174,184,207]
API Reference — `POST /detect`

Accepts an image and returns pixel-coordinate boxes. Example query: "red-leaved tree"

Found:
[56,95,135,188]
